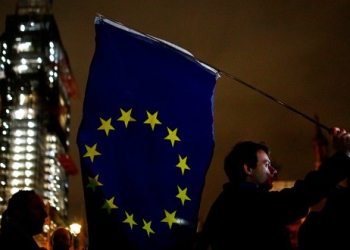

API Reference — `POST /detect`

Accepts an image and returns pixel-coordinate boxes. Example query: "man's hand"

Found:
[331,127,350,157]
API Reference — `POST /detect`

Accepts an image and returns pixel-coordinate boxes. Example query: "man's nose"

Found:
[269,165,277,175]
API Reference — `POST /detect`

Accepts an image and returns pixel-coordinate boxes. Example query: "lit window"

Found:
[24,178,32,186]
[17,42,32,52]
[12,170,21,178]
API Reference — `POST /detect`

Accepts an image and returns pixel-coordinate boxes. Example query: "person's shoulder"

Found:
[0,233,12,249]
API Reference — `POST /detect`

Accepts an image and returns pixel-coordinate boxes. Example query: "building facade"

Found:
[0,0,78,237]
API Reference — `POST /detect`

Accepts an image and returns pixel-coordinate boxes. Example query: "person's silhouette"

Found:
[51,227,73,250]
[0,190,48,250]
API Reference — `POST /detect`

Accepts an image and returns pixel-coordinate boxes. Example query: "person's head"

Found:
[224,141,277,190]
[2,189,47,235]
[51,227,73,250]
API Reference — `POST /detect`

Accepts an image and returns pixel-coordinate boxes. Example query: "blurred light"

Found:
[70,223,81,236]
[14,109,25,119]
[12,162,24,169]
[27,129,36,137]
[13,146,24,154]
[17,42,32,52]
[11,179,20,186]
[28,121,36,128]
[25,162,34,169]
[17,64,28,73]
[13,153,24,161]
[14,138,25,144]
[26,145,35,152]
[27,138,35,144]
[12,170,20,177]
[19,94,26,105]
[25,170,33,177]
[24,178,32,186]
[10,188,20,195]
[25,153,35,160]
[14,130,25,137]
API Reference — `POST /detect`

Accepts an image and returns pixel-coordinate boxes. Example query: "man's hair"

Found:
[5,190,37,217]
[1,190,37,228]
[51,227,73,245]
[224,141,269,183]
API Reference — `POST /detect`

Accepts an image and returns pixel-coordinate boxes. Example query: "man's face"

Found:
[23,193,48,235]
[52,228,72,250]
[251,150,277,190]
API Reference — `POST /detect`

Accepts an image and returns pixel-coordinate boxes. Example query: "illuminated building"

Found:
[0,0,78,230]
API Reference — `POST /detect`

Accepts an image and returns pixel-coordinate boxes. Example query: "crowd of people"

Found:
[0,190,74,250]
[1,126,349,250]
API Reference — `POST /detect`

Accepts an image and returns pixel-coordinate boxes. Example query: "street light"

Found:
[69,223,81,250]
[69,223,81,236]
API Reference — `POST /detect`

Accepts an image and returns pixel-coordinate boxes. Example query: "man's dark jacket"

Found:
[195,152,350,250]
[298,181,350,249]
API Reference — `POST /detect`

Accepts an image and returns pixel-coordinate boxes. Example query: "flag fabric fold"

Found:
[76,16,219,250]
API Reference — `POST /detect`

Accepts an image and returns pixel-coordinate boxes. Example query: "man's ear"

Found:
[243,164,252,175]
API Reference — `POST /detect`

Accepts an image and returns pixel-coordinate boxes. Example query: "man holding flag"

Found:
[196,127,350,250]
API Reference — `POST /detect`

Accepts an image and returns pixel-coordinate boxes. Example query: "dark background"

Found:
[1,0,350,225]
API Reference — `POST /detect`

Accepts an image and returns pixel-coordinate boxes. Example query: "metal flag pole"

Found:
[218,70,331,134]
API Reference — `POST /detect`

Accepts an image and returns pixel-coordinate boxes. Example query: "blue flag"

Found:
[76,17,218,250]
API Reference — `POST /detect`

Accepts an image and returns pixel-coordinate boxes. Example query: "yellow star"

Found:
[123,211,138,229]
[142,219,155,237]
[161,210,178,229]
[97,117,115,136]
[101,197,118,214]
[144,111,162,131]
[83,143,101,162]
[164,127,180,147]
[86,174,103,192]
[176,186,191,206]
[176,155,190,175]
[117,108,136,128]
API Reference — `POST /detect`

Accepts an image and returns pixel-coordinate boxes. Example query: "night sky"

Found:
[1,0,350,225]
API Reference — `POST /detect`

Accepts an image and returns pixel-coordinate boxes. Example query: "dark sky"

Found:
[1,0,350,224]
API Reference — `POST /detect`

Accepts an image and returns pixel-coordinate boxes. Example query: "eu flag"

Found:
[76,16,218,250]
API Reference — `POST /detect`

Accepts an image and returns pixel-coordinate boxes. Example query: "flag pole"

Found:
[218,70,331,134]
